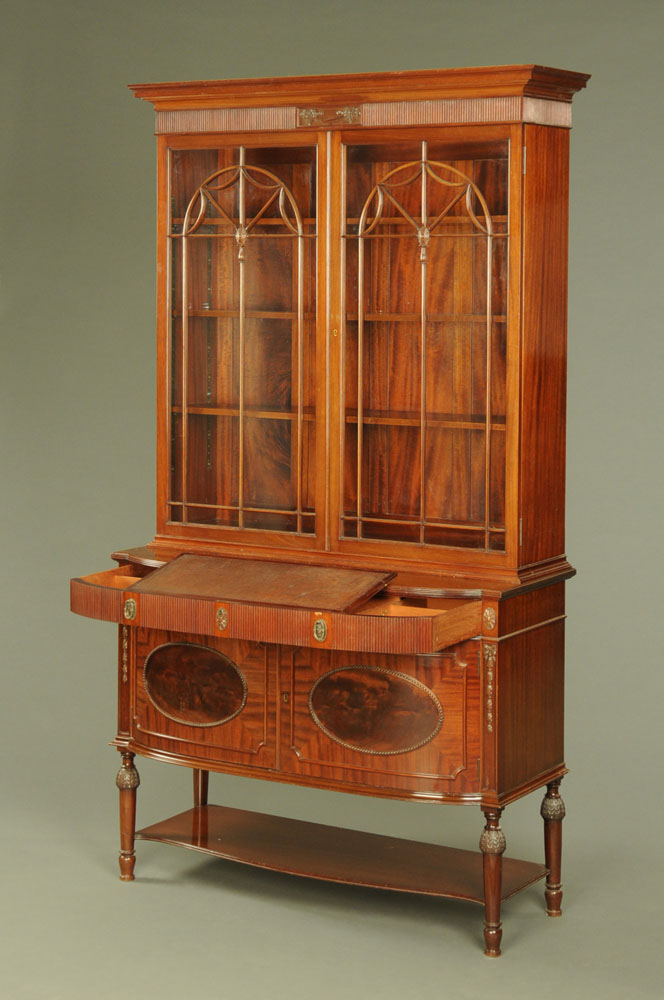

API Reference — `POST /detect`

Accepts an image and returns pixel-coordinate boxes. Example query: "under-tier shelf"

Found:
[136,805,547,904]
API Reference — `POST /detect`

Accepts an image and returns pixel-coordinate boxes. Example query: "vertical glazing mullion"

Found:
[484,232,494,548]
[238,147,246,528]
[419,142,428,543]
[181,229,189,521]
[296,227,304,533]
[205,238,212,472]
[332,134,339,550]
[356,230,364,537]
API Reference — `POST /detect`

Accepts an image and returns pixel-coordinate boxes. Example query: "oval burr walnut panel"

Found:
[144,642,247,727]
[309,666,443,755]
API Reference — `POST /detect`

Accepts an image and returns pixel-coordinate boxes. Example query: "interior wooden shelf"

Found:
[136,805,547,904]
[171,405,315,420]
[348,313,507,323]
[343,512,504,530]
[344,409,506,430]
[174,310,316,319]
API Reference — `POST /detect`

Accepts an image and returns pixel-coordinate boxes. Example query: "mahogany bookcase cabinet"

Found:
[71,64,589,957]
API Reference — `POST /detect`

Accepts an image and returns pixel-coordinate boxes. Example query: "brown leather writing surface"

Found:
[130,553,394,612]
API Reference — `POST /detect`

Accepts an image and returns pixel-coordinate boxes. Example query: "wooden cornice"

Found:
[130,64,590,111]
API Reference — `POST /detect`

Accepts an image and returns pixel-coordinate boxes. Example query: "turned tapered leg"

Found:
[116,751,140,881]
[480,809,506,957]
[193,768,209,807]
[541,779,566,916]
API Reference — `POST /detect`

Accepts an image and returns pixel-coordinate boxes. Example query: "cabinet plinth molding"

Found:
[71,63,587,955]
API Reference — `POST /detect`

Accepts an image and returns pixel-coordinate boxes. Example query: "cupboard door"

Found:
[341,137,508,553]
[168,144,317,537]
[132,629,276,768]
[279,641,481,798]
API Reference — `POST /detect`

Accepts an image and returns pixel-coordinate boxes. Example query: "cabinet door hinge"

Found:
[477,758,481,780]
[523,146,527,174]
[519,516,523,546]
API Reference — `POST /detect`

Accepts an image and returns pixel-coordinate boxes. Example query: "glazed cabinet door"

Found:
[336,131,510,559]
[278,640,481,799]
[162,139,320,546]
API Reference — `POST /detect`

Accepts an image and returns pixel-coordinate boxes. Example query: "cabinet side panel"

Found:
[520,125,569,566]
[495,620,565,795]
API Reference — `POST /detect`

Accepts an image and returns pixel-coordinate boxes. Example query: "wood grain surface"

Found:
[136,804,547,903]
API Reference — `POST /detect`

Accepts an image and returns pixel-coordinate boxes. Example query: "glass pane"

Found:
[343,139,508,550]
[168,145,317,535]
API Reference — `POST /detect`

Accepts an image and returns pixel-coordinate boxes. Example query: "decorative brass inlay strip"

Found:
[484,643,497,733]
[121,626,129,683]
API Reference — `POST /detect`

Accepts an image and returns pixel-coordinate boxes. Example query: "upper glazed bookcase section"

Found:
[130,65,590,134]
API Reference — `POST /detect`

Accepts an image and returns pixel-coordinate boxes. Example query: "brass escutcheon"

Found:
[313,618,327,642]
[123,598,137,621]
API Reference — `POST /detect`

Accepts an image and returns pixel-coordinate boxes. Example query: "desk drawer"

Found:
[72,565,482,654]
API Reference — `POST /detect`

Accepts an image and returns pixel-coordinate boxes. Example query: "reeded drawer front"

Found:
[131,629,276,769]
[71,556,482,654]
[278,640,481,798]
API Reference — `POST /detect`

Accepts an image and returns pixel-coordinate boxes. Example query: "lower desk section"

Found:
[136,804,547,903]
[128,628,481,800]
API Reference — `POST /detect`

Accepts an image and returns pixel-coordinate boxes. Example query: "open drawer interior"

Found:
[72,554,483,652]
[77,566,143,589]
